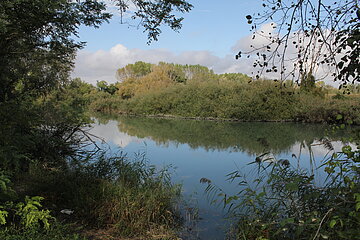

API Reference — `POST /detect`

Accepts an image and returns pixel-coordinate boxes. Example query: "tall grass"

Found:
[0,223,86,240]
[1,77,184,239]
[13,151,182,239]
[202,139,360,240]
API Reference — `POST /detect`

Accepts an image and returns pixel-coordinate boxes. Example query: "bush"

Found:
[0,170,80,240]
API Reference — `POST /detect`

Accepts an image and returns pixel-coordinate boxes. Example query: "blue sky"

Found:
[77,1,260,56]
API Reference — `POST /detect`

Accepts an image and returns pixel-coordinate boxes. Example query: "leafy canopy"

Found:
[0,0,193,102]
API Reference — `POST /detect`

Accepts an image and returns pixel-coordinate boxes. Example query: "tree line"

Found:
[88,61,360,125]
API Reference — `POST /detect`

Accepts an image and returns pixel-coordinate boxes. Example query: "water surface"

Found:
[89,115,353,239]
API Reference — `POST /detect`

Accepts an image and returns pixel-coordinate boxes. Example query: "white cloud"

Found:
[231,22,277,53]
[89,120,140,148]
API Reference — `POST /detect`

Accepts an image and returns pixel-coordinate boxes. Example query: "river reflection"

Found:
[89,115,355,240]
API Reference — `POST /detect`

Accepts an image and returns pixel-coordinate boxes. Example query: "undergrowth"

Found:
[1,151,182,239]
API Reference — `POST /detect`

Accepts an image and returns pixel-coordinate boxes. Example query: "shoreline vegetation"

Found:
[2,0,358,239]
[0,64,187,239]
[88,62,360,125]
[1,61,359,240]
[94,112,351,124]
[91,92,360,125]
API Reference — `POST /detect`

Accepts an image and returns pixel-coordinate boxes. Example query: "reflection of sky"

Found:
[89,120,141,148]
[90,119,354,240]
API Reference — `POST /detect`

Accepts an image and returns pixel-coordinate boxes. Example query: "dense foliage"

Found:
[0,0,111,102]
[25,151,182,238]
[90,62,360,125]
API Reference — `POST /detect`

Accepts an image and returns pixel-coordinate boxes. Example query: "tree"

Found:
[0,0,193,102]
[300,71,316,92]
[236,0,359,87]
[116,61,153,81]
[219,73,252,84]
[0,0,109,102]
[0,0,192,171]
[96,80,118,95]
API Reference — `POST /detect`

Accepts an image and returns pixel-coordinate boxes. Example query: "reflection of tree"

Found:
[108,116,353,155]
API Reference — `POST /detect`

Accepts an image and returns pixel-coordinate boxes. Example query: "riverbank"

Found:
[2,74,358,239]
[0,150,183,240]
[0,98,183,240]
[89,62,360,125]
[90,88,360,125]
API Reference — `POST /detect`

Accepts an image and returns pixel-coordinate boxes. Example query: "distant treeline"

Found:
[74,61,360,124]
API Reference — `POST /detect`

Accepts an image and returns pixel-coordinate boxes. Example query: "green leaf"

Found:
[329,219,337,228]
[336,114,343,120]
[225,195,239,204]
[257,192,266,199]
[347,120,353,125]
[0,210,8,225]
[356,202,360,211]
[354,193,360,202]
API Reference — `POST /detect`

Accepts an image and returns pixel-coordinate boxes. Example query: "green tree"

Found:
[0,0,110,102]
[116,61,153,81]
[219,73,251,84]
[300,72,316,92]
[96,80,118,95]
[183,64,217,83]
[0,0,192,103]
[0,0,192,170]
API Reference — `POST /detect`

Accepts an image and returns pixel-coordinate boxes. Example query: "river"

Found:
[89,115,355,239]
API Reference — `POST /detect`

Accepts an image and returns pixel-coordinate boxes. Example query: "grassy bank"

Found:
[0,151,182,240]
[90,79,360,125]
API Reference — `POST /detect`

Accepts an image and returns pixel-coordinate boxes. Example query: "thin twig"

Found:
[312,207,334,240]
